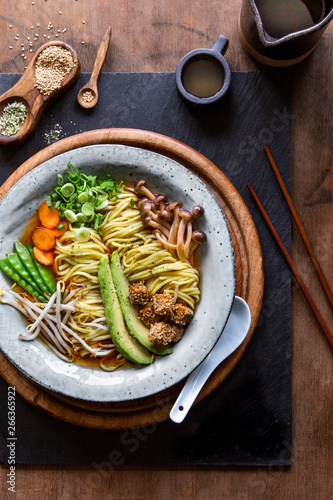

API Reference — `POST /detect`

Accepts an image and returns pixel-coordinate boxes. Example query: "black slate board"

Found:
[0,71,292,466]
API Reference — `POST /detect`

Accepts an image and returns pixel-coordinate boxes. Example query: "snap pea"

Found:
[14,241,51,297]
[0,257,46,303]
[26,242,57,294]
[7,253,44,296]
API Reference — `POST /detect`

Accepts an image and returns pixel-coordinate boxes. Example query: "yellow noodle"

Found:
[54,187,201,359]
[101,191,200,309]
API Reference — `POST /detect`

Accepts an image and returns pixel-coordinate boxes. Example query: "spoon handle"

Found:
[169,297,251,423]
[170,355,219,423]
[90,26,112,83]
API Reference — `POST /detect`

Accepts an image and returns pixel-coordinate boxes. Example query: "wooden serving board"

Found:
[0,128,264,429]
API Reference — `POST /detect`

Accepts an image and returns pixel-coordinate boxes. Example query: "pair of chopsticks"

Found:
[248,145,333,350]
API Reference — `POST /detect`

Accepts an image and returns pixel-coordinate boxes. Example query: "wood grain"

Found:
[0,0,332,499]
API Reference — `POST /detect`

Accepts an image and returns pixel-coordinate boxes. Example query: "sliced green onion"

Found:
[75,227,91,242]
[46,196,53,210]
[95,199,109,210]
[64,210,77,223]
[130,198,134,208]
[57,174,64,186]
[55,222,66,231]
[77,192,89,204]
[76,213,87,223]
[60,183,75,198]
[82,202,94,216]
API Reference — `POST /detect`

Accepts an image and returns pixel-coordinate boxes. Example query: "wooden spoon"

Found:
[0,41,80,146]
[77,26,112,109]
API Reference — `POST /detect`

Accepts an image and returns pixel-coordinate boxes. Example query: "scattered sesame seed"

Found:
[31,26,34,29]
[37,23,40,27]
[81,41,85,44]
[35,34,39,37]
[24,56,27,60]
[43,34,46,38]
[9,46,12,49]
[62,28,67,33]
[82,21,85,24]
[9,25,12,28]
[29,42,33,46]
[21,47,24,51]
[47,36,50,39]
[16,34,19,37]
[58,29,61,33]
[21,43,24,46]
[30,49,32,52]
[55,34,59,37]
[21,54,25,57]
[59,11,62,15]
[27,36,30,40]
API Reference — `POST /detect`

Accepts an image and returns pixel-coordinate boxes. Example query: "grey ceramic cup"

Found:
[175,35,231,105]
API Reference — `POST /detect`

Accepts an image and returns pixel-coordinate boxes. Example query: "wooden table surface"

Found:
[0,1,332,499]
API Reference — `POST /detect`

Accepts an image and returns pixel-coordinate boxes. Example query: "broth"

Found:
[182,57,224,98]
[256,0,325,38]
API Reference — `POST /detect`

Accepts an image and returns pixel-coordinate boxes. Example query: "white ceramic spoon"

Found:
[170,296,251,423]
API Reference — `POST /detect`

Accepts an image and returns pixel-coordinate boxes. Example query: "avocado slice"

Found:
[110,251,173,356]
[98,255,151,365]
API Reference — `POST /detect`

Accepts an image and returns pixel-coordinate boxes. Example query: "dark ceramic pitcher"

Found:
[239,0,333,66]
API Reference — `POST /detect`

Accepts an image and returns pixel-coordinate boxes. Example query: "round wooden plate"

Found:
[0,129,264,429]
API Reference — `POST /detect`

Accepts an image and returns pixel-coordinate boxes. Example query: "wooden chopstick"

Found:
[264,144,333,310]
[248,183,333,350]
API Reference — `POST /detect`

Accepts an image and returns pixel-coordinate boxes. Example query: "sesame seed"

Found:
[31,26,34,29]
[35,45,75,96]
[21,47,24,51]
[34,38,37,41]
[21,43,24,46]
[24,56,27,60]
[81,41,84,44]
[27,36,30,40]
[58,29,61,33]
[9,25,12,28]
[62,28,67,33]
[47,36,50,39]
[16,34,19,37]
[82,21,85,24]
[37,23,40,27]
[9,46,12,49]
[55,34,59,37]
[35,34,39,37]
[30,49,32,52]
[59,11,62,15]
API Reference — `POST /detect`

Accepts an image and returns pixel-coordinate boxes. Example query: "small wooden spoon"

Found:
[0,41,80,146]
[77,26,112,109]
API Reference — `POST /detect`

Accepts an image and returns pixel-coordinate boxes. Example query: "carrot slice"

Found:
[38,200,60,229]
[32,227,56,251]
[33,246,54,266]
[48,220,68,237]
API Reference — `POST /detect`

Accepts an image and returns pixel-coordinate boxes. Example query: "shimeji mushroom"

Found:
[134,180,156,200]
[176,209,193,262]
[188,229,207,258]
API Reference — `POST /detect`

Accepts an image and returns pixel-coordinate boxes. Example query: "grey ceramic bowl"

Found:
[0,144,235,403]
